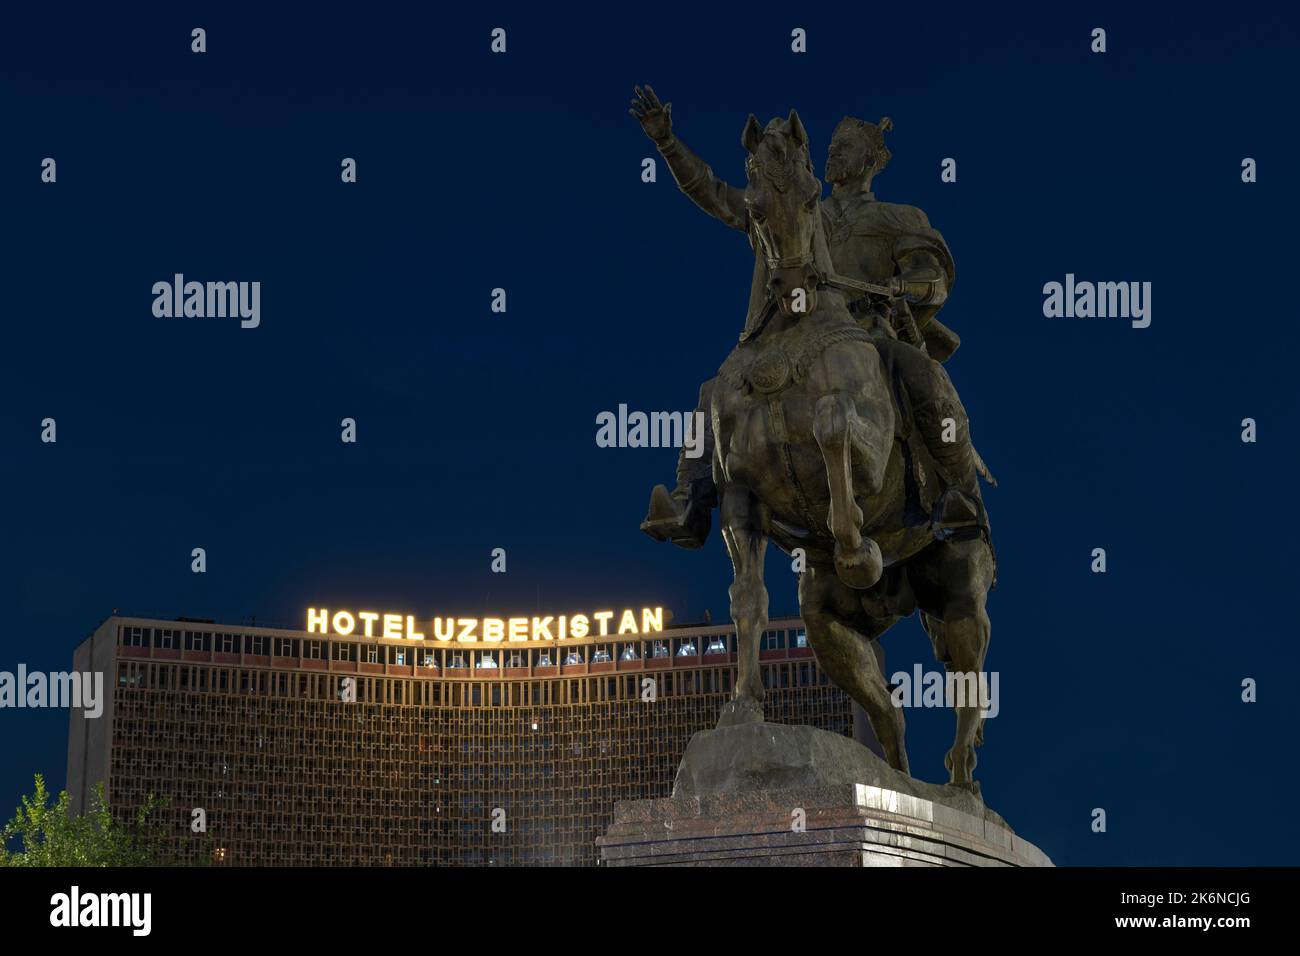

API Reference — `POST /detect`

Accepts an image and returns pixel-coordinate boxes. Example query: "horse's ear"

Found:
[741,113,763,153]
[787,109,808,149]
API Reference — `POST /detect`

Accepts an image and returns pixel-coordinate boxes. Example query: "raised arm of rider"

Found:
[656,134,749,233]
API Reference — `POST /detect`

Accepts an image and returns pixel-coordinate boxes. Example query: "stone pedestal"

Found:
[597,721,1053,867]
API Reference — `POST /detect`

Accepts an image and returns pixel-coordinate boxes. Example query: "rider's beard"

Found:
[826,155,870,189]
[825,159,859,186]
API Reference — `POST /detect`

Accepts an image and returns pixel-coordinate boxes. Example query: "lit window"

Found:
[620,645,639,661]
[795,630,808,648]
[705,636,728,655]
[447,655,467,669]
[591,648,611,663]
[422,654,436,668]
[536,652,553,667]
[652,641,669,659]
[676,641,697,657]
[476,654,498,669]
[563,650,583,665]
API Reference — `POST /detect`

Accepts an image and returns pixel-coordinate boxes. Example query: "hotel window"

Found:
[794,629,808,648]
[156,629,177,650]
[394,650,406,666]
[304,640,324,660]
[366,646,378,664]
[123,627,146,648]
[422,652,437,668]
[218,633,237,653]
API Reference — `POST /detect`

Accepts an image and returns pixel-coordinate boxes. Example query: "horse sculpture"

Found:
[707,110,995,793]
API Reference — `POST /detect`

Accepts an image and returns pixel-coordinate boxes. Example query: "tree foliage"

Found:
[0,774,173,867]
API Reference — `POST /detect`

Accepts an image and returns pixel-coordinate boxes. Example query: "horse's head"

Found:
[742,110,823,318]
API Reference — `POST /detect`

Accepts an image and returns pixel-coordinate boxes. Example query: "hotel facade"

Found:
[67,611,853,866]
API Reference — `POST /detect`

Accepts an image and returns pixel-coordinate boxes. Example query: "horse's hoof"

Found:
[833,538,883,589]
[716,697,764,728]
[895,752,911,777]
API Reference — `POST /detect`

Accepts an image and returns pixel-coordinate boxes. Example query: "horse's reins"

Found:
[763,259,928,352]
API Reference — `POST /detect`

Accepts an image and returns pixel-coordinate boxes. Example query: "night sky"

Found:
[2,2,1297,866]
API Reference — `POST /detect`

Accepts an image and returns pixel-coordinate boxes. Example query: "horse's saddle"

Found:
[716,312,938,535]
[715,315,919,446]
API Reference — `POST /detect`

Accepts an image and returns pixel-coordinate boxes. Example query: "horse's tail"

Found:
[973,445,997,488]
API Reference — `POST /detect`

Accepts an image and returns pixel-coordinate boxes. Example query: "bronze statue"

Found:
[634,86,992,548]
[631,87,995,792]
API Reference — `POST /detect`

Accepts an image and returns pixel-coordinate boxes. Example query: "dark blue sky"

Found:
[2,2,1297,865]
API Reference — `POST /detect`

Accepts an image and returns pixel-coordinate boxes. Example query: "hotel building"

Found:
[67,612,852,866]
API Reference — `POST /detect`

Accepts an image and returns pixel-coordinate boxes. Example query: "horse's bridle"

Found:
[765,251,817,271]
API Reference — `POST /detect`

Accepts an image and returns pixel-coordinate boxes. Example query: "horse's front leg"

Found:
[717,485,768,727]
[813,391,884,590]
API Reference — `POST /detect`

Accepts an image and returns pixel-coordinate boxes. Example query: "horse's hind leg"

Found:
[717,485,768,726]
[922,611,984,748]
[941,609,989,793]
[911,538,994,793]
[799,563,908,773]
[812,392,883,589]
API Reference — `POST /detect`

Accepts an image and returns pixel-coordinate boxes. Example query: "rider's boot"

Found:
[641,379,718,549]
[641,465,716,549]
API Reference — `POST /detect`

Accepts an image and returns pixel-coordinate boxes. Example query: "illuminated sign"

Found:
[306,607,665,643]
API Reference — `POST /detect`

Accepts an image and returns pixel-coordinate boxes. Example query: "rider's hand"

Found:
[630,85,673,145]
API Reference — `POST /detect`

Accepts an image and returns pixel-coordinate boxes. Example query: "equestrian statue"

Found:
[631,86,997,793]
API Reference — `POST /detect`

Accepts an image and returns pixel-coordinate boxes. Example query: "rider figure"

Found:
[631,85,988,550]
